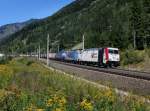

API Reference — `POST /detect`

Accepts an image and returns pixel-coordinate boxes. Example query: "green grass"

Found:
[0,57,149,111]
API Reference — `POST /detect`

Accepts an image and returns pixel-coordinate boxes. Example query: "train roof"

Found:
[59,47,119,52]
[107,47,119,50]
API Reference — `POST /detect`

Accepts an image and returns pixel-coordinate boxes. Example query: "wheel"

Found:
[109,63,112,68]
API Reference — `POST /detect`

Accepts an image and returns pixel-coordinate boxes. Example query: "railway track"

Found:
[50,59,150,81]
[38,58,150,96]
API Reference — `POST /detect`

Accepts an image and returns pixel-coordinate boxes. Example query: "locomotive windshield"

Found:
[114,50,119,54]
[109,49,119,54]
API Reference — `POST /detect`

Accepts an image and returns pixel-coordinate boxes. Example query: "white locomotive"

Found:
[55,47,120,67]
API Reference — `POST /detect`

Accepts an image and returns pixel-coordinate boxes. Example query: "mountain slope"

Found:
[0,0,149,53]
[0,19,39,41]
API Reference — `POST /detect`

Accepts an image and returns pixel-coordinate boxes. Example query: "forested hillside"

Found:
[0,19,38,41]
[0,0,149,53]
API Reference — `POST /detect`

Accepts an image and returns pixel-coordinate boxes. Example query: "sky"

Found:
[0,0,75,26]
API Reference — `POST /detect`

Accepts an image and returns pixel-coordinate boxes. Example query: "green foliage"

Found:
[18,58,34,66]
[121,49,145,65]
[0,58,149,110]
[145,48,150,58]
[0,56,12,64]
[0,0,149,53]
[0,89,29,111]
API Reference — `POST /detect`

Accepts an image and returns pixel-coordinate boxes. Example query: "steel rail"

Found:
[49,60,150,81]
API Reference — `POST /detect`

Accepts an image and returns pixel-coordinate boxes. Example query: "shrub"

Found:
[145,48,150,58]
[26,60,34,66]
[121,50,144,65]
[0,56,12,64]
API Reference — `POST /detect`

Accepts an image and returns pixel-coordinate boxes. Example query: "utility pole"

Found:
[109,25,113,47]
[82,34,85,51]
[36,48,38,59]
[133,30,136,49]
[38,44,40,60]
[47,34,49,66]
[57,44,60,53]
[109,25,112,32]
[11,49,13,57]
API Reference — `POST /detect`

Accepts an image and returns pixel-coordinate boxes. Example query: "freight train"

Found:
[47,47,120,67]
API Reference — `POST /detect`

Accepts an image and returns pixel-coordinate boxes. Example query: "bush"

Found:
[121,50,144,65]
[0,56,12,64]
[18,58,34,66]
[145,48,150,58]
[26,61,34,66]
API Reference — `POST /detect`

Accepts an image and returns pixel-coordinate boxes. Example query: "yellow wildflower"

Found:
[80,99,93,111]
[26,104,36,111]
[36,108,45,111]
[58,97,67,107]
[46,98,53,107]
[104,88,115,103]
[0,65,13,75]
[54,108,63,111]
[0,89,7,104]
[26,107,32,111]
[0,89,6,98]
[53,95,59,102]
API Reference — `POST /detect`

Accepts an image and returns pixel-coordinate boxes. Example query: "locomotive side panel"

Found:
[55,50,67,60]
[67,50,80,61]
[79,48,99,62]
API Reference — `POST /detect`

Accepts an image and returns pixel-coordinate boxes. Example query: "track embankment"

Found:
[41,59,150,96]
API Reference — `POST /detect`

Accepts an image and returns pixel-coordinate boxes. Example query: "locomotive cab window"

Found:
[114,50,119,54]
[109,49,119,54]
[109,49,114,54]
